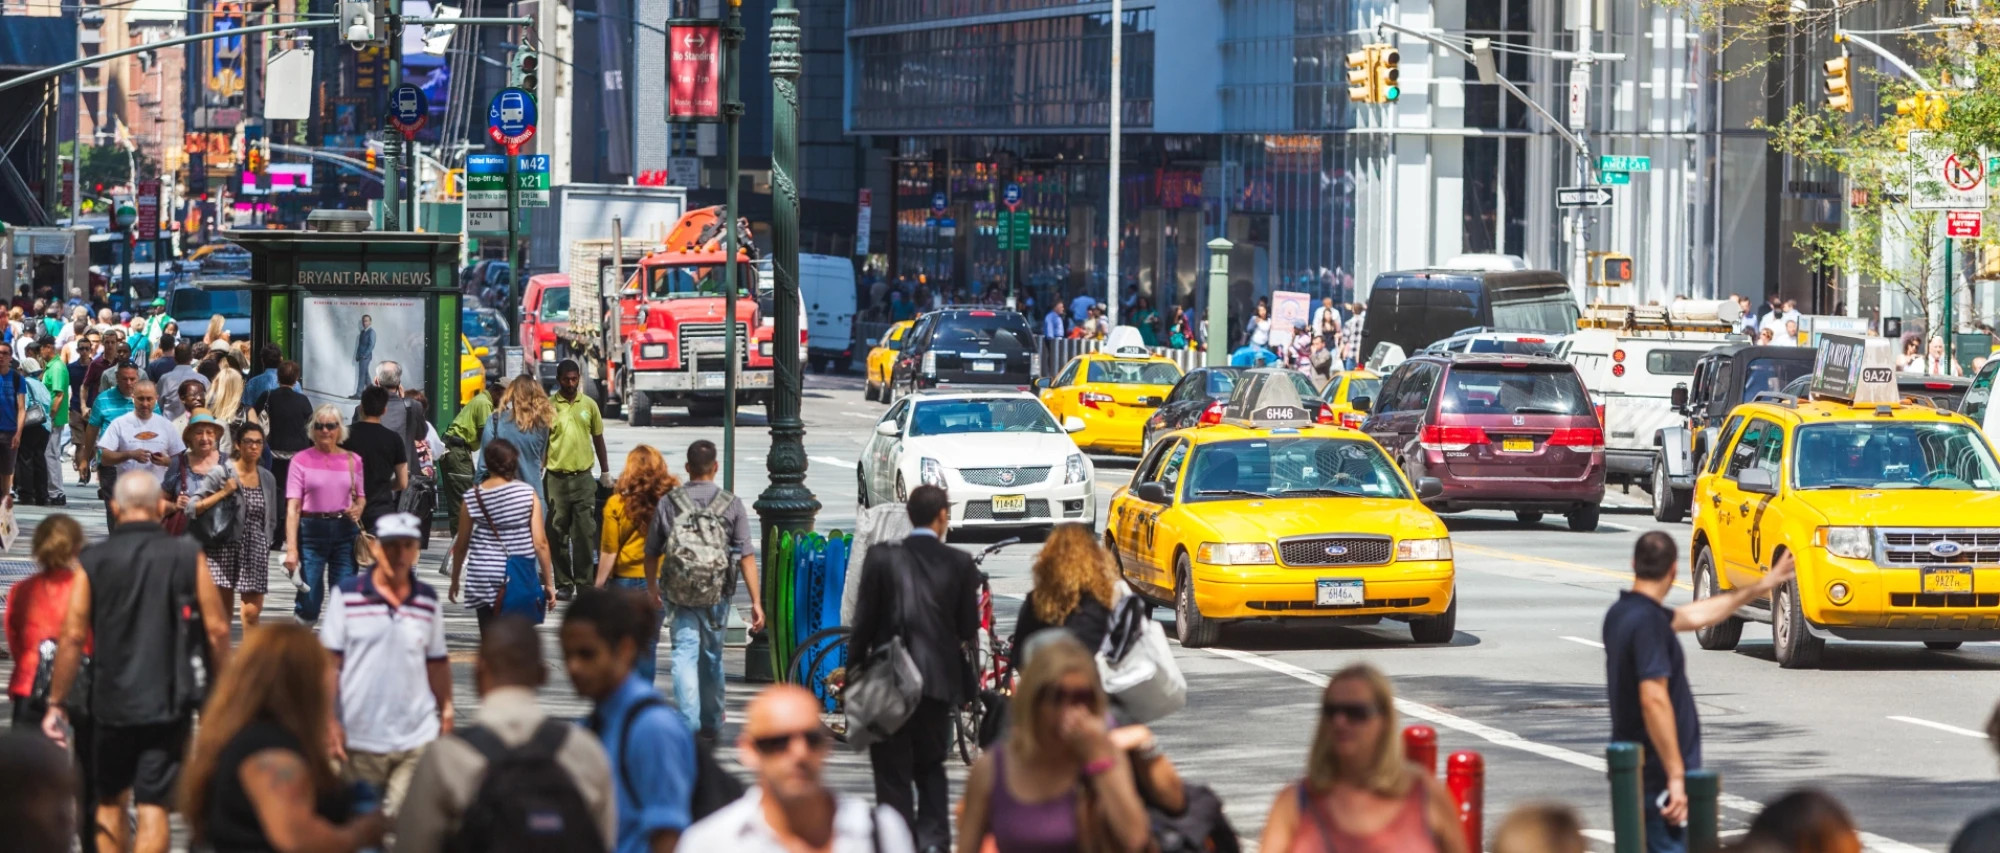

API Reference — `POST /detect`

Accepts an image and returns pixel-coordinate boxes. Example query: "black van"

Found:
[1362,269,1579,360]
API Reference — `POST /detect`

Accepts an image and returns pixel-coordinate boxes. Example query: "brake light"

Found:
[1611,348,1626,363]
[1548,427,1606,453]
[1420,425,1489,451]
[1315,403,1336,424]
[1340,412,1364,430]
[1519,337,1546,344]
[1080,391,1113,409]
[1611,363,1625,377]
[1594,403,1606,426]
[1198,400,1224,426]
[970,310,996,317]
[1926,382,1953,390]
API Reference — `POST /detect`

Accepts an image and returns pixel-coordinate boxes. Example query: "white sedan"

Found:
[858,389,1096,530]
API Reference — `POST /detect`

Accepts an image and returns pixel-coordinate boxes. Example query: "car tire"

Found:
[1773,577,1826,669]
[1514,511,1544,526]
[856,466,869,510]
[1409,591,1457,644]
[1926,641,1964,651]
[894,473,908,503]
[1174,553,1220,649]
[1652,453,1688,523]
[626,388,652,427]
[1567,503,1602,532]
[863,380,878,402]
[1693,549,1743,651]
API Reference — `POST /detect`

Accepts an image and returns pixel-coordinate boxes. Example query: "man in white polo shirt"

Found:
[322,512,455,815]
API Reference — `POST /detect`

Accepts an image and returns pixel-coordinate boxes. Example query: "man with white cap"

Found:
[321,512,455,816]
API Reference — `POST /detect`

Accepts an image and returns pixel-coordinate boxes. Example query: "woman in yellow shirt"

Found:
[595,444,679,683]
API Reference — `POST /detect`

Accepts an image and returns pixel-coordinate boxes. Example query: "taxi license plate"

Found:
[991,494,1027,514]
[700,373,726,389]
[1501,438,1535,453]
[969,360,1000,373]
[1922,568,1974,594]
[1316,579,1364,607]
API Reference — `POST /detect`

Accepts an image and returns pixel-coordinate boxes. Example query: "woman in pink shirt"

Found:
[284,403,365,624]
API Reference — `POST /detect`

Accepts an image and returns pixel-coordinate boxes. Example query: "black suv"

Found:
[1650,344,1817,522]
[886,308,1039,402]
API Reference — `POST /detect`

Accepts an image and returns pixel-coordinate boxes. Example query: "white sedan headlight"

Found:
[1396,538,1453,561]
[1817,526,1872,560]
[1197,542,1275,565]
[1064,453,1086,484]
[919,457,945,487]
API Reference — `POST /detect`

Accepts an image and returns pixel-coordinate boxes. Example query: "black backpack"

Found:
[598,695,746,822]
[448,721,606,853]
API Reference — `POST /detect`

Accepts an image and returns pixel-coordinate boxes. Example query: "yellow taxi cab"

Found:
[1105,369,1454,647]
[864,320,914,402]
[1691,335,2000,668]
[459,335,488,405]
[1038,327,1183,456]
[1318,369,1381,430]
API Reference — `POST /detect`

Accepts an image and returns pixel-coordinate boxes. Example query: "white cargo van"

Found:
[800,253,857,372]
[1555,301,1743,487]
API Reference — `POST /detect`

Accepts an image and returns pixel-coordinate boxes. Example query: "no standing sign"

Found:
[1909,131,1990,211]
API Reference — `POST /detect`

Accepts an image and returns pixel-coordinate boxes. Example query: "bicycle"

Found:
[955,537,1020,765]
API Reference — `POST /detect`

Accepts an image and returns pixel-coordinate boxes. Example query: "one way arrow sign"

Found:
[1556,186,1615,208]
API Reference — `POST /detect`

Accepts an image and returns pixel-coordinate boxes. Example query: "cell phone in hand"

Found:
[1656,791,1687,836]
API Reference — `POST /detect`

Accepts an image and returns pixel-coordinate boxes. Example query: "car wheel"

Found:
[1567,503,1602,532]
[1652,453,1688,524]
[626,387,652,427]
[856,466,869,510]
[1174,553,1220,648]
[863,379,878,402]
[1693,549,1743,651]
[1772,577,1825,669]
[894,473,907,503]
[1926,641,1964,651]
[1409,590,1457,644]
[1514,511,1544,526]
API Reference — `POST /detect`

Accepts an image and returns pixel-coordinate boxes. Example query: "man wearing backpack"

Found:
[643,439,766,742]
[563,587,699,853]
[396,616,615,853]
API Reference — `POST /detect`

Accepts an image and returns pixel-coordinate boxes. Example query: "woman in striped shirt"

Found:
[446,438,555,634]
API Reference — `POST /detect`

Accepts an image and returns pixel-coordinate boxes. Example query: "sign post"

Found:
[487,86,536,371]
[668,7,740,490]
[390,84,429,232]
[114,201,137,308]
[137,179,160,299]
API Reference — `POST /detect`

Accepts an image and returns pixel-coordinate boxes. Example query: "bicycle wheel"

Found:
[793,626,851,714]
[955,696,985,765]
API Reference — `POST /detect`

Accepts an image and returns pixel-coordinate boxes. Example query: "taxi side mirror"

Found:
[1670,384,1689,412]
[1062,416,1086,433]
[1737,468,1776,495]
[1134,481,1171,504]
[1350,396,1372,414]
[1033,377,1051,391]
[875,421,901,438]
[1416,477,1444,499]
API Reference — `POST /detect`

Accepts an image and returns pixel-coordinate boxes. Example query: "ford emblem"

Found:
[998,469,1016,486]
[1325,544,1349,557]
[1932,541,1964,557]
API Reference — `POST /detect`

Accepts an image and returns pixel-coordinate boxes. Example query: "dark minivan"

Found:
[1362,269,1580,361]
[887,308,1039,400]
[1362,352,1606,530]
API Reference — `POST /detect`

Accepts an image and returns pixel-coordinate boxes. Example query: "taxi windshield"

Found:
[908,399,1060,436]
[1086,360,1181,385]
[1185,438,1409,501]
[1793,422,2000,491]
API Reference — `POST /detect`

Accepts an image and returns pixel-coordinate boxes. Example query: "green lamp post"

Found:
[749,0,818,683]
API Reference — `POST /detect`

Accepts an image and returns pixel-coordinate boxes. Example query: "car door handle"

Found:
[1738,502,1751,516]
[1710,493,1722,507]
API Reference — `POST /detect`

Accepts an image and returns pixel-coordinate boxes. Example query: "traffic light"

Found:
[1347,47,1377,103]
[365,146,378,171]
[1823,55,1853,113]
[340,0,378,46]
[1598,253,1634,286]
[1921,92,1948,129]
[1374,45,1401,103]
[510,46,539,95]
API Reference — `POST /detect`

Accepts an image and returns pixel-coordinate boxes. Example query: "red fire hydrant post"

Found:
[1446,751,1485,852]
[1403,725,1438,775]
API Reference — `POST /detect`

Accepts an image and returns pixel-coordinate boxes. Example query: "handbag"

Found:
[1097,586,1186,724]
[343,453,375,567]
[192,469,242,547]
[844,544,925,750]
[474,486,546,625]
[161,457,192,536]
[170,538,213,715]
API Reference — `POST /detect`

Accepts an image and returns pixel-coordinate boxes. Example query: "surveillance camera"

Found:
[346,23,373,42]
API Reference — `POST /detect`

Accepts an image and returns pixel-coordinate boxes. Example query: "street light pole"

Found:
[1105,0,1121,329]
[752,0,818,682]
[721,0,742,492]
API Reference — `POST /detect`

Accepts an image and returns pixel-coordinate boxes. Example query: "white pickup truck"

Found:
[1556,301,1744,490]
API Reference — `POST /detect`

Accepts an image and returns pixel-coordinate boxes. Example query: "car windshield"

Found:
[646,262,758,298]
[1439,366,1591,415]
[936,314,1035,352]
[1087,360,1181,385]
[1204,371,1239,398]
[1794,422,2000,490]
[540,287,570,320]
[908,398,1060,436]
[1740,357,1814,403]
[1185,438,1409,500]
[1489,289,1581,335]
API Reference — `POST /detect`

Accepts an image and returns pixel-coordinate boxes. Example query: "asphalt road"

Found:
[6,373,1995,852]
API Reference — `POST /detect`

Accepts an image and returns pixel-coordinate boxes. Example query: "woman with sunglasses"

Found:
[1258,664,1467,853]
[957,633,1152,853]
[284,404,366,624]
[192,422,279,629]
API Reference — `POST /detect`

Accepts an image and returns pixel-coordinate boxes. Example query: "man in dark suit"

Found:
[354,313,375,397]
[848,485,977,853]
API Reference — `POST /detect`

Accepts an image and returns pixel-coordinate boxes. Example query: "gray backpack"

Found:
[663,487,737,607]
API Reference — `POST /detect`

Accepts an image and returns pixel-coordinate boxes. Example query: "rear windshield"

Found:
[1440,366,1592,416]
[1205,371,1238,398]
[936,314,1035,352]
[1339,376,1381,404]
[1465,338,1554,355]
[1489,288,1581,335]
[1646,349,1703,376]
[1087,360,1181,385]
[1740,357,1814,403]
[170,288,250,318]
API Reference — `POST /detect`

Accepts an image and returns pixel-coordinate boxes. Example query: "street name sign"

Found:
[1909,131,1990,211]
[1556,186,1614,208]
[1599,155,1650,173]
[486,87,537,154]
[1600,171,1631,186]
[389,85,428,140]
[515,154,550,208]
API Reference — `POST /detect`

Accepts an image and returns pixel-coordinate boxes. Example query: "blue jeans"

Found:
[1644,789,1688,853]
[610,577,667,686]
[668,600,729,736]
[294,517,359,623]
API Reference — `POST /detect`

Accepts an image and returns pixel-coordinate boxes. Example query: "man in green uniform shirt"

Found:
[546,359,609,599]
[37,337,67,505]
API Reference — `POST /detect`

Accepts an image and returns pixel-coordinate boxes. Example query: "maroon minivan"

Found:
[1361,353,1607,530]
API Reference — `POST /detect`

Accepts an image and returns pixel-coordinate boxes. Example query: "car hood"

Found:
[907,431,1079,467]
[1189,496,1447,541]
[1787,488,2000,527]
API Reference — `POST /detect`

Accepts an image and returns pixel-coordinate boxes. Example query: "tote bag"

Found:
[1096,584,1186,724]
[844,544,924,749]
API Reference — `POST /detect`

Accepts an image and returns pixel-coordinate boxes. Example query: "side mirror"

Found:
[1737,468,1776,495]
[874,420,901,438]
[1417,477,1444,499]
[1062,416,1086,433]
[1134,481,1171,504]
[1350,395,1372,414]
[1670,383,1690,412]
[474,347,490,358]
[1033,377,1051,390]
